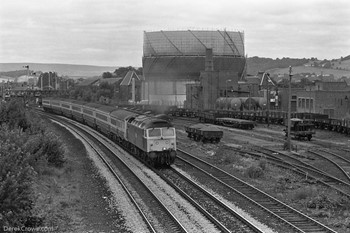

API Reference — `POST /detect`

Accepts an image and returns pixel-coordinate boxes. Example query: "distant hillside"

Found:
[0,70,28,78]
[0,63,117,78]
[267,66,350,79]
[247,56,350,79]
[247,57,309,75]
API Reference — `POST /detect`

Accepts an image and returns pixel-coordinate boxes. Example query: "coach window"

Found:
[148,128,161,137]
[162,128,174,137]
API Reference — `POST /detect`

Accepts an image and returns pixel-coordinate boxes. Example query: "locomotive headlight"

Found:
[162,147,166,150]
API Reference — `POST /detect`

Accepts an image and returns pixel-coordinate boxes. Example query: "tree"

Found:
[299,78,313,87]
[102,72,113,79]
[113,66,142,77]
[0,100,28,130]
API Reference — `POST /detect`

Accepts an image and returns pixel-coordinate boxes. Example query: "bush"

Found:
[0,100,28,130]
[245,164,264,179]
[258,157,268,170]
[42,133,65,167]
[292,186,316,201]
[222,154,239,164]
[0,100,66,227]
[307,194,339,209]
[0,135,35,226]
[24,132,65,168]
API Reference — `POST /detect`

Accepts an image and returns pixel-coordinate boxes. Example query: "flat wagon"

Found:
[185,123,223,143]
[216,117,255,130]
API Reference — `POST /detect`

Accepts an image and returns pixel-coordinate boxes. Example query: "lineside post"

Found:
[266,73,270,127]
[287,66,293,152]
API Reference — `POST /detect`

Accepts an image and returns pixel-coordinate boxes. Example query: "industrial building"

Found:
[141,30,246,107]
[278,80,350,119]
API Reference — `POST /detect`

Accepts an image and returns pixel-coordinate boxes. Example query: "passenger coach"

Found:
[42,98,177,166]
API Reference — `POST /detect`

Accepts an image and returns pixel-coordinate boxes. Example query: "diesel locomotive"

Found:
[42,98,177,166]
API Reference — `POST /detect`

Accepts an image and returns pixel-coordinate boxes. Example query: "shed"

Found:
[119,71,142,103]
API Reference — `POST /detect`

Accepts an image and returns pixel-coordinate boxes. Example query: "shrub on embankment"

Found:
[0,100,65,227]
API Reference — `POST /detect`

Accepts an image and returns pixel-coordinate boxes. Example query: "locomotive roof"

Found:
[130,115,173,129]
[83,102,103,109]
[110,109,138,120]
[59,99,86,106]
[96,105,117,113]
[70,100,87,106]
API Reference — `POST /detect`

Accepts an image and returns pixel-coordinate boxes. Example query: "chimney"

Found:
[205,48,214,72]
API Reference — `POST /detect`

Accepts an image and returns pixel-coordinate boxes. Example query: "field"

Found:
[0,63,118,77]
[268,65,350,79]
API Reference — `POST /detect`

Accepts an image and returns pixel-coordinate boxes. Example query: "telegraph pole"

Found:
[266,73,270,127]
[309,86,312,117]
[40,73,43,91]
[24,65,29,80]
[23,65,29,107]
[287,66,293,151]
[55,72,58,90]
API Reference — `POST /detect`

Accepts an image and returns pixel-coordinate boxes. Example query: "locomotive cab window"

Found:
[147,128,161,137]
[162,128,175,136]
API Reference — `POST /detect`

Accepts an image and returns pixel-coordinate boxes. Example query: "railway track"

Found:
[308,148,350,183]
[38,110,280,232]
[250,146,350,197]
[155,167,264,233]
[38,111,188,233]
[174,117,350,199]
[176,149,337,233]
[66,115,266,232]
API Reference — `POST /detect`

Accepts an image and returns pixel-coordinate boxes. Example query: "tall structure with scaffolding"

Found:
[142,30,246,107]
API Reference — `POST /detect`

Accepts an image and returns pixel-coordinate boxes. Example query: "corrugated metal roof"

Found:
[120,71,140,86]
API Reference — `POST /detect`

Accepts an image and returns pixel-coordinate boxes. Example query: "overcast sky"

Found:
[0,0,349,67]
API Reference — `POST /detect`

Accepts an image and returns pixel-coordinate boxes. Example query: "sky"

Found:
[0,0,349,67]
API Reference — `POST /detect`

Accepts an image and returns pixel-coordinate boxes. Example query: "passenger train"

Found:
[42,98,177,166]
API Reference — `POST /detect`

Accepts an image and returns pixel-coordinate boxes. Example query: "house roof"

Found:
[77,76,100,86]
[99,77,122,85]
[120,71,140,86]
